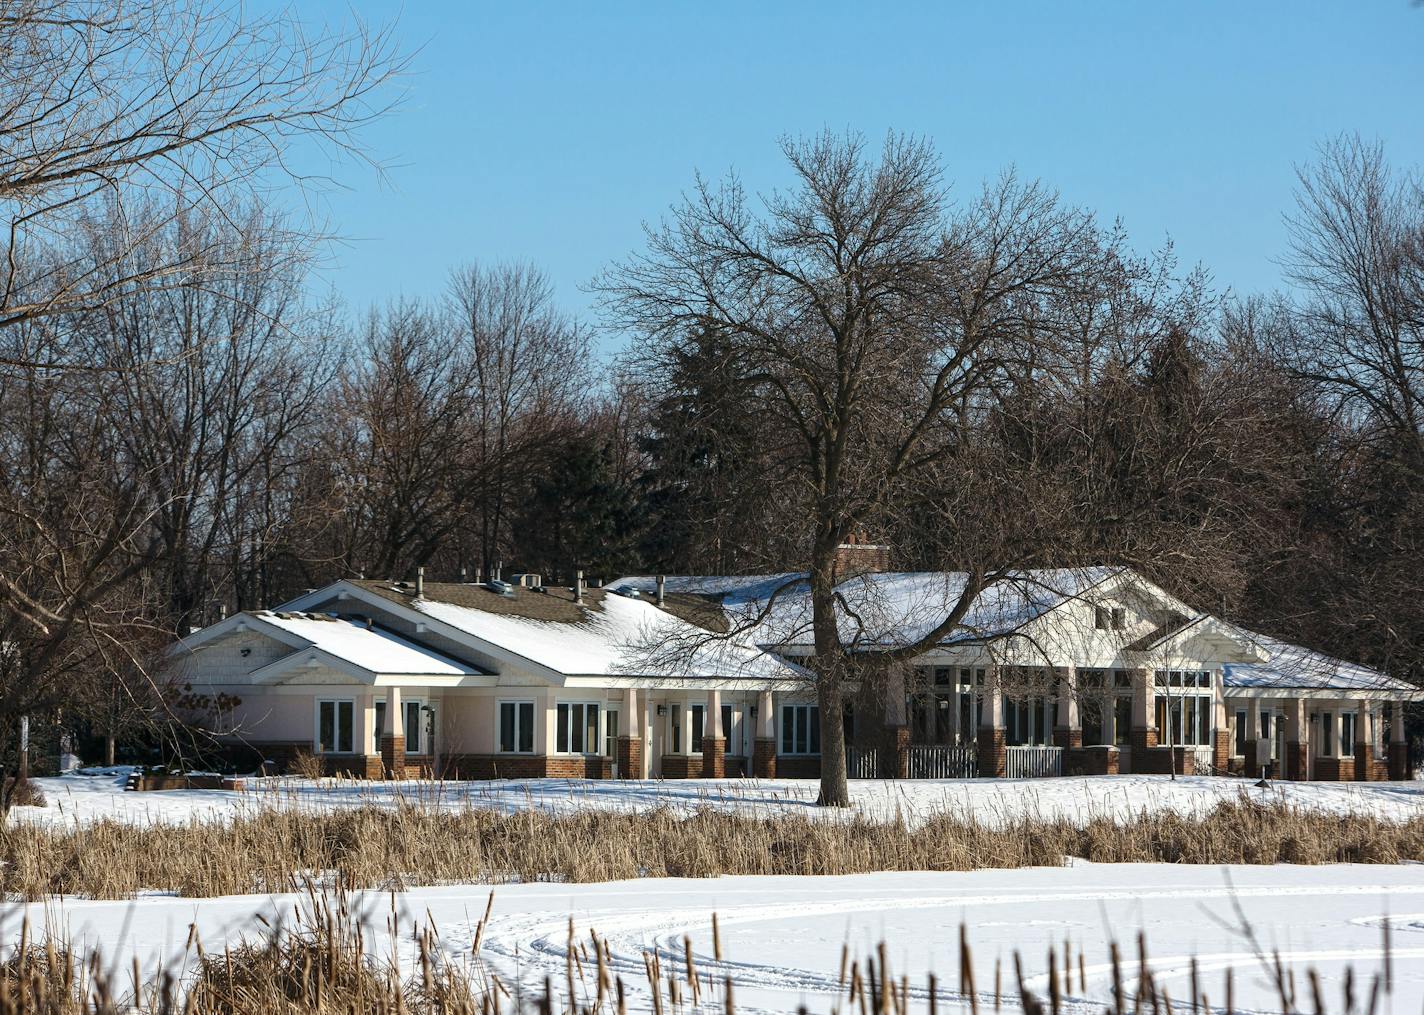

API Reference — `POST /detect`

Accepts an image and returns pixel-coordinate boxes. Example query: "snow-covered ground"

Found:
[13,769,1424,830]
[5,864,1422,1014]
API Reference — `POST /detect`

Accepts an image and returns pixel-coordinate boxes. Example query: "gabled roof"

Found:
[610,569,1120,650]
[283,579,802,683]
[1223,633,1415,693]
[177,610,484,680]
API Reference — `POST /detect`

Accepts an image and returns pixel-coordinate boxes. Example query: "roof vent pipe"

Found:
[415,566,425,598]
[656,575,666,607]
[575,569,584,604]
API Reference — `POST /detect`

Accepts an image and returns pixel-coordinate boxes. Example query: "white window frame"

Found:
[555,700,601,756]
[315,698,354,754]
[497,699,536,754]
[779,703,820,756]
[1340,712,1356,757]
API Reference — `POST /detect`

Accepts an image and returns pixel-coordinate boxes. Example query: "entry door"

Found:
[721,704,745,757]
[605,707,621,778]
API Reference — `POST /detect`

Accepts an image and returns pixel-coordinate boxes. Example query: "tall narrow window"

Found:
[1321,713,1335,757]
[405,700,423,754]
[779,704,820,755]
[670,704,682,753]
[499,701,535,753]
[1234,710,1247,757]
[690,704,705,750]
[556,702,599,754]
[317,700,353,754]
[1340,713,1356,756]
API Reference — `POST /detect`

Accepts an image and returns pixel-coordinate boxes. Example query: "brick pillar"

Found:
[617,734,641,780]
[1212,729,1230,775]
[1053,727,1083,750]
[752,737,777,778]
[1285,741,1308,781]
[977,726,1006,778]
[702,736,726,778]
[380,735,406,780]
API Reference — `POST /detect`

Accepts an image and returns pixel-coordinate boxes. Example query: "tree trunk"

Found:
[811,548,850,807]
[105,733,116,768]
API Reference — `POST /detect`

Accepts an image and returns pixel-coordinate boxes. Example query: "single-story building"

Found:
[168,547,1420,782]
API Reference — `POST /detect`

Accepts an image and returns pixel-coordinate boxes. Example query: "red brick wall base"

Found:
[775,756,821,779]
[1130,746,1195,776]
[1066,746,1119,776]
[441,755,612,779]
[752,738,777,778]
[1052,727,1083,751]
[1286,741,1308,781]
[1314,756,1355,782]
[977,727,1006,778]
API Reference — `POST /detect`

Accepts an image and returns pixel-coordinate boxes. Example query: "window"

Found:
[1155,692,1212,746]
[690,704,705,750]
[556,702,600,754]
[1340,713,1356,756]
[670,704,681,753]
[316,699,353,753]
[605,709,620,757]
[1095,606,1127,630]
[1320,712,1335,757]
[499,701,535,753]
[1234,709,1248,757]
[721,704,734,753]
[780,704,820,755]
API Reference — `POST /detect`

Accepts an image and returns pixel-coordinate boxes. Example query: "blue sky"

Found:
[284,2,1424,355]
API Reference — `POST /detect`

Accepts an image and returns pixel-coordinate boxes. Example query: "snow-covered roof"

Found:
[610,568,1118,650]
[1223,632,1414,692]
[409,588,801,681]
[248,611,481,676]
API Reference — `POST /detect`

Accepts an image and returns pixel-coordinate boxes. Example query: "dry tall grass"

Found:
[0,884,1401,1015]
[2,796,1422,902]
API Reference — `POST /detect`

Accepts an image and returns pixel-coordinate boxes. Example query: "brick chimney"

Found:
[833,532,892,579]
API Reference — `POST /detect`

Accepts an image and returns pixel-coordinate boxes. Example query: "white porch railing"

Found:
[908,744,977,779]
[1190,746,1214,776]
[1005,745,1063,778]
[846,746,880,779]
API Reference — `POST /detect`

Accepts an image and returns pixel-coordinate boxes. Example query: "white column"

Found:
[1247,697,1261,760]
[979,667,1004,729]
[382,686,403,738]
[1356,700,1372,753]
[1391,701,1406,745]
[705,688,722,740]
[642,694,656,779]
[757,690,775,740]
[1056,665,1079,730]
[948,669,961,743]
